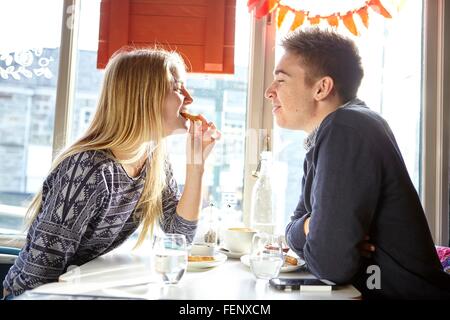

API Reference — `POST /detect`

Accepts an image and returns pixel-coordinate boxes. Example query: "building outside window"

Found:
[0,0,63,233]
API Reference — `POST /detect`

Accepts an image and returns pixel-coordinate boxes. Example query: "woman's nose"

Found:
[182,87,193,105]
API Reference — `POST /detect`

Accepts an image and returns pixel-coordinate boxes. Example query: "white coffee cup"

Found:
[189,243,216,256]
[222,227,257,253]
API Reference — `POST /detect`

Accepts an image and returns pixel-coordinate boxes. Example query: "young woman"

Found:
[2,48,220,298]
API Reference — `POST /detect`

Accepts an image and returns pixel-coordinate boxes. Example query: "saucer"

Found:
[218,247,248,259]
[187,252,227,271]
[240,254,306,273]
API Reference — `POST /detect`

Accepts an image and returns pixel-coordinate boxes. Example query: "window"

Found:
[271,1,425,231]
[0,0,63,234]
[0,0,447,246]
[0,0,249,236]
[164,1,250,219]
[70,0,104,142]
[70,0,250,224]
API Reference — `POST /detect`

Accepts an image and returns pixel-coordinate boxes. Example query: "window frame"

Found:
[242,12,276,227]
[52,0,80,159]
[422,0,449,245]
[50,0,449,245]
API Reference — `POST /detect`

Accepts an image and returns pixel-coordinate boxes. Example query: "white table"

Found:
[17,242,361,300]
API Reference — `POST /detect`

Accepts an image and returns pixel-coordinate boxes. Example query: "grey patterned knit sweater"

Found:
[3,150,197,296]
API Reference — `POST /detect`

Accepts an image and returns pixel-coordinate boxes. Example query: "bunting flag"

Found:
[247,0,396,36]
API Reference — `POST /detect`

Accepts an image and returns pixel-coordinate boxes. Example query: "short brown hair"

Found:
[281,28,364,102]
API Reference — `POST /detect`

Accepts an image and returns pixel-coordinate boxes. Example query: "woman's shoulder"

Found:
[48,150,116,187]
[55,149,114,171]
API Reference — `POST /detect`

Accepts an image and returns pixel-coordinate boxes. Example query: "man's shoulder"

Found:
[313,100,396,154]
[321,101,388,136]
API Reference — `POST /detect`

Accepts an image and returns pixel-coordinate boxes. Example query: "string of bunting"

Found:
[247,0,394,36]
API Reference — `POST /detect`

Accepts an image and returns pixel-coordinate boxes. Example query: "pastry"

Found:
[284,255,298,266]
[180,111,205,123]
[188,255,215,262]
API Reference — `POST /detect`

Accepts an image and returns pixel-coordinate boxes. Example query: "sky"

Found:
[0,0,63,52]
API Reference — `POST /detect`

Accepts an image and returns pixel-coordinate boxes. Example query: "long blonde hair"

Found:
[25,48,186,248]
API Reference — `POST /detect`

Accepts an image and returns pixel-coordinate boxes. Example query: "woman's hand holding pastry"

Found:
[186,113,221,172]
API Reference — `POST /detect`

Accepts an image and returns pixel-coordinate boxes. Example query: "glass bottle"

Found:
[250,151,275,234]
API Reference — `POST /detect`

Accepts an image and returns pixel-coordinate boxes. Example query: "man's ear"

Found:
[313,76,334,101]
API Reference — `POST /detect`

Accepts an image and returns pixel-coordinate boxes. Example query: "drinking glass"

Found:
[152,233,188,284]
[249,233,284,280]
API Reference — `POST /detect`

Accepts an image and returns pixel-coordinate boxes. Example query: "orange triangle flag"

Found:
[327,15,339,28]
[342,13,359,36]
[255,0,270,19]
[255,0,279,19]
[247,0,260,11]
[268,0,280,14]
[357,7,369,28]
[369,0,392,18]
[290,11,306,31]
[277,6,289,29]
[309,16,321,25]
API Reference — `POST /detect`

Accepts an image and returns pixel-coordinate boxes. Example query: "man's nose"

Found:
[265,84,274,99]
[182,87,193,105]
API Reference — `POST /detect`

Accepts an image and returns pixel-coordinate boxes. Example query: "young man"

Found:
[265,28,450,299]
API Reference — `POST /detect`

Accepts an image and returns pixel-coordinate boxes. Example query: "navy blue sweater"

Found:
[286,99,450,299]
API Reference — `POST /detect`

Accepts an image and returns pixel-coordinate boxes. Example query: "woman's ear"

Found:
[314,76,334,101]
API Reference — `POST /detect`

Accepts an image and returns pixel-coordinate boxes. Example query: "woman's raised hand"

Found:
[186,118,221,172]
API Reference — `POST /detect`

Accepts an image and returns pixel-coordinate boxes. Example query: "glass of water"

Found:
[152,233,188,285]
[249,233,284,280]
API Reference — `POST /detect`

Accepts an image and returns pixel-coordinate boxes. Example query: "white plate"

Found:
[187,252,227,271]
[240,254,306,273]
[218,247,247,259]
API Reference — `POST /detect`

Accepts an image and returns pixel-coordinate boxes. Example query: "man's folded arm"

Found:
[285,167,310,253]
[288,124,381,284]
